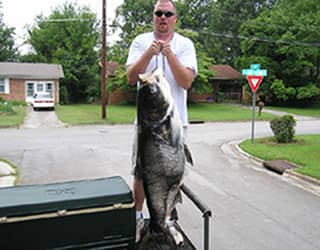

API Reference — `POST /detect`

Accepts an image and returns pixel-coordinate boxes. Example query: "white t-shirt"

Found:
[126,32,198,126]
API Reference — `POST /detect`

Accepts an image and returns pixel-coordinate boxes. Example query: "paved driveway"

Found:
[1,114,320,249]
[21,106,65,129]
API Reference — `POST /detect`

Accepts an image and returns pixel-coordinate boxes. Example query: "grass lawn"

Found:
[267,104,320,117]
[188,103,276,121]
[239,135,320,180]
[55,103,277,125]
[0,106,26,128]
[55,104,137,125]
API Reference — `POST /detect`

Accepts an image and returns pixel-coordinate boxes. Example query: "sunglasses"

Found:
[154,10,175,18]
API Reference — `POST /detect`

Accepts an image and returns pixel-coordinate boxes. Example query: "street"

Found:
[0,112,320,249]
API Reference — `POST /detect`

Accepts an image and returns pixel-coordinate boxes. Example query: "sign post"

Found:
[242,64,267,143]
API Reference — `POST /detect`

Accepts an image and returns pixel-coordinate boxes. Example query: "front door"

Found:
[36,82,45,93]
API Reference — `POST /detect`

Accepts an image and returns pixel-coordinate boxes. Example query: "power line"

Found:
[45,18,95,23]
[199,29,320,48]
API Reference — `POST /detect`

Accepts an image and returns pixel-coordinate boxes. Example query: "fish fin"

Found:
[170,129,181,147]
[167,184,183,216]
[184,144,194,166]
[168,111,183,147]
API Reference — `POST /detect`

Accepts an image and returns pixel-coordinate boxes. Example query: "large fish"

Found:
[135,68,193,249]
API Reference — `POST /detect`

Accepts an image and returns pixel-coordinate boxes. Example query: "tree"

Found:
[175,0,214,30]
[0,0,18,61]
[26,2,100,103]
[113,0,154,44]
[202,0,276,66]
[238,0,320,104]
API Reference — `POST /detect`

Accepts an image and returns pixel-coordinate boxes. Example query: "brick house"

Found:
[209,65,244,103]
[189,64,244,103]
[105,61,136,105]
[0,62,64,104]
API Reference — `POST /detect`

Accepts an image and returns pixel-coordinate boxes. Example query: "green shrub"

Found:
[270,115,296,143]
[10,100,27,106]
[0,100,14,114]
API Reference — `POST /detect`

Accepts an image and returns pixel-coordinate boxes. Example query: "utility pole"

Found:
[100,0,107,119]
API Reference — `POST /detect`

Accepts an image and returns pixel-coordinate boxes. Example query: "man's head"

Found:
[153,0,177,37]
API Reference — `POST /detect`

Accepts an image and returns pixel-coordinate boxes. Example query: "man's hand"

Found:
[150,40,163,56]
[158,40,173,57]
[149,40,173,57]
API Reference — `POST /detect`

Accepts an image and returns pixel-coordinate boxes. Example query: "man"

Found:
[126,0,197,243]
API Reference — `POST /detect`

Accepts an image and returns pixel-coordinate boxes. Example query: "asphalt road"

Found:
[0,108,319,250]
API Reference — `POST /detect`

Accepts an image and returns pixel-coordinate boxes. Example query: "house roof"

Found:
[0,62,64,79]
[210,65,243,80]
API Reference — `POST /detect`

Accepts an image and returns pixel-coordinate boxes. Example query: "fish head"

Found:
[137,68,173,124]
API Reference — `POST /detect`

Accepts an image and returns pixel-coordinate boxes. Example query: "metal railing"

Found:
[181,184,213,250]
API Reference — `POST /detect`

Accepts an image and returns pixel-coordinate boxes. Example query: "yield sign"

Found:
[246,75,263,93]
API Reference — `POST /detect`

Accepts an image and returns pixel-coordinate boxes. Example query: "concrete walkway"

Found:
[21,105,66,129]
[262,107,319,121]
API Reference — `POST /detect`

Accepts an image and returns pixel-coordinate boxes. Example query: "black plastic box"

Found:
[0,176,135,250]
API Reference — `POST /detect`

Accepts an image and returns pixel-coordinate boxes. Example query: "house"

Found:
[189,64,244,103]
[105,61,136,105]
[0,62,64,104]
[209,65,244,103]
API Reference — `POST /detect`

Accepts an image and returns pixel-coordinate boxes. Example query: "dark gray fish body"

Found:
[136,68,189,249]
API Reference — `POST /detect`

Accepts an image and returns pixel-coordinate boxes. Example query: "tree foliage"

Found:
[201,0,275,66]
[113,0,154,43]
[26,3,100,103]
[0,0,18,61]
[238,0,320,104]
[175,0,214,30]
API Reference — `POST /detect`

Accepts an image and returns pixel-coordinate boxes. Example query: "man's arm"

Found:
[160,41,195,90]
[127,40,162,85]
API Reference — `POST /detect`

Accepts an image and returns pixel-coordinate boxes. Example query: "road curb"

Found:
[224,140,320,195]
[233,141,264,163]
[285,170,320,186]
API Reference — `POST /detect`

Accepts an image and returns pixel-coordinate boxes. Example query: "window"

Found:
[36,83,44,92]
[46,83,53,96]
[0,78,9,94]
[27,83,35,97]
[0,79,4,93]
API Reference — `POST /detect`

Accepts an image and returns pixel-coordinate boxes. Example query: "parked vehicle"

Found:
[32,92,55,111]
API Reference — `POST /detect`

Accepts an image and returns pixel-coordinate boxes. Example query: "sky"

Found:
[1,0,123,53]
